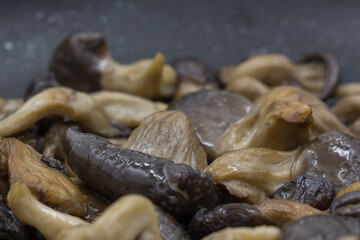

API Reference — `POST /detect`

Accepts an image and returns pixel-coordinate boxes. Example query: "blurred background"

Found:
[1,0,359,98]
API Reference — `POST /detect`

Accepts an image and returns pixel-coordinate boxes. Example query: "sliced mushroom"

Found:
[255,199,323,227]
[155,206,190,240]
[330,191,360,218]
[331,94,360,125]
[0,97,23,120]
[49,32,176,98]
[216,100,313,155]
[201,226,281,240]
[349,118,360,135]
[91,91,167,127]
[42,120,69,158]
[168,89,258,159]
[0,137,84,215]
[226,76,269,101]
[336,181,360,198]
[0,87,123,138]
[255,86,352,136]
[205,148,302,195]
[219,52,339,100]
[8,182,162,240]
[123,110,208,171]
[188,203,272,240]
[62,127,218,217]
[280,215,360,240]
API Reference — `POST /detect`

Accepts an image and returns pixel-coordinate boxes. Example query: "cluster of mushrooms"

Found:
[1,32,360,240]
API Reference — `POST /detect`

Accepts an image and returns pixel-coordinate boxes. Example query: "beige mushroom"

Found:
[226,76,269,101]
[0,97,23,120]
[91,90,167,127]
[123,110,208,171]
[0,87,120,138]
[256,199,323,227]
[7,182,161,240]
[201,226,281,240]
[335,83,360,97]
[255,86,353,137]
[331,94,360,125]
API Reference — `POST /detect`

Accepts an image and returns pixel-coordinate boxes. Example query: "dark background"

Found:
[1,0,359,98]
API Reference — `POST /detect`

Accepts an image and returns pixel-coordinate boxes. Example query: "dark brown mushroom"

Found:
[330,191,360,218]
[24,72,62,100]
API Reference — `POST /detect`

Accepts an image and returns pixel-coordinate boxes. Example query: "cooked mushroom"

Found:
[91,91,167,127]
[62,127,218,217]
[206,131,360,196]
[24,72,62,100]
[336,181,360,198]
[272,175,335,210]
[331,94,360,125]
[155,206,190,240]
[201,226,281,240]
[255,86,352,136]
[8,182,162,240]
[0,97,23,120]
[123,110,208,171]
[335,83,360,97]
[49,32,176,98]
[42,120,69,158]
[0,137,84,215]
[173,57,216,99]
[11,125,41,152]
[255,199,323,227]
[280,215,360,240]
[219,52,339,100]
[331,191,360,218]
[216,100,313,155]
[168,89,258,159]
[188,203,272,240]
[0,87,125,138]
[349,118,360,135]
[226,76,269,101]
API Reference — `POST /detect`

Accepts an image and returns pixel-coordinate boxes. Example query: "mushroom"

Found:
[335,83,360,97]
[42,120,69,158]
[219,52,339,100]
[24,72,62,100]
[169,89,258,159]
[0,137,85,215]
[188,203,272,240]
[0,87,126,138]
[62,127,218,217]
[330,190,360,218]
[91,91,167,127]
[272,175,335,210]
[255,199,323,227]
[206,131,360,198]
[226,76,269,101]
[280,215,360,240]
[336,181,360,199]
[331,94,360,125]
[173,57,216,99]
[255,86,353,137]
[201,226,281,240]
[123,110,208,171]
[0,97,23,120]
[49,32,176,98]
[7,182,162,240]
[216,100,313,156]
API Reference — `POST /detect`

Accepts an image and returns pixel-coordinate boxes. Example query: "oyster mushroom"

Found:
[331,94,360,125]
[155,206,190,240]
[0,97,23,120]
[8,182,162,240]
[0,137,84,215]
[188,203,272,240]
[219,52,339,100]
[255,199,323,227]
[123,110,208,171]
[168,89,258,159]
[91,91,167,127]
[201,226,281,240]
[216,100,313,156]
[330,191,360,218]
[206,131,360,197]
[173,57,216,99]
[62,127,218,217]
[0,87,126,138]
[255,86,352,136]
[49,32,176,98]
[335,83,360,97]
[24,72,62,100]
[336,182,360,198]
[226,76,269,101]
[280,215,360,240]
